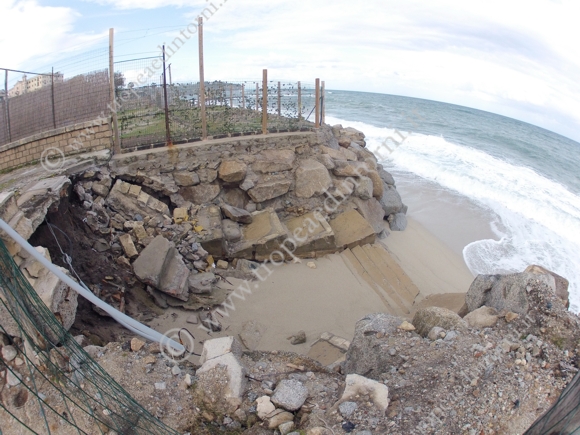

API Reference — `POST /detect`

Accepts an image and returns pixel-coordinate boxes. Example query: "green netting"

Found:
[0,237,180,435]
[525,370,580,435]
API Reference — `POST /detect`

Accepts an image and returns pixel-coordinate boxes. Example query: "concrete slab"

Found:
[329,209,376,250]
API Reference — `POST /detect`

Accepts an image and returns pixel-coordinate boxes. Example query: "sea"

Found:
[324,90,580,312]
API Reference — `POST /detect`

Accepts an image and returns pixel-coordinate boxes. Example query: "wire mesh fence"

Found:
[0,48,110,146]
[0,237,180,435]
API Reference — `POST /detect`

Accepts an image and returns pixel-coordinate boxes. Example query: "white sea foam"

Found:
[326,115,580,311]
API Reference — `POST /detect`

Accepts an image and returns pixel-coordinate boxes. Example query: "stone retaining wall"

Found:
[0,119,112,172]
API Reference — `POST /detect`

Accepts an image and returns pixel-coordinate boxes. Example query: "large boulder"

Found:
[524,265,569,307]
[343,313,404,380]
[388,213,407,231]
[379,185,403,216]
[463,306,499,328]
[271,379,309,411]
[466,272,557,315]
[181,183,221,204]
[219,160,247,183]
[252,149,295,173]
[247,179,292,203]
[352,198,385,234]
[412,306,467,337]
[294,159,332,198]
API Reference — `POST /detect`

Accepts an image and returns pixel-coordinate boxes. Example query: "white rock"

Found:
[199,336,243,364]
[335,374,389,415]
[1,345,17,362]
[154,382,166,390]
[256,395,276,420]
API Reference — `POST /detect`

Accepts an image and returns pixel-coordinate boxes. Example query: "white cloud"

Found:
[0,0,106,70]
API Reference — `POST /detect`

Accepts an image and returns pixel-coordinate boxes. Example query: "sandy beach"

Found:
[150,217,477,358]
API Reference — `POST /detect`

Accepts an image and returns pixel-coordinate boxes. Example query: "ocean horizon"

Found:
[325,90,580,312]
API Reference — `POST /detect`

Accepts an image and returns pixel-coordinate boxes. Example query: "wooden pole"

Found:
[4,69,11,142]
[321,80,325,125]
[297,81,301,121]
[314,78,320,128]
[277,81,281,117]
[109,28,121,154]
[262,69,268,134]
[198,17,207,140]
[242,84,245,109]
[51,68,56,129]
[162,46,172,146]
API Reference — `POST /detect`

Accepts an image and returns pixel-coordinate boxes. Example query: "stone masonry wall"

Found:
[0,118,112,172]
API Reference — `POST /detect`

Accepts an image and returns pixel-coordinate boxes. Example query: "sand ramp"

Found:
[340,244,420,316]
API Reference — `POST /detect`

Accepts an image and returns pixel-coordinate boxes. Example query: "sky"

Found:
[1,0,580,142]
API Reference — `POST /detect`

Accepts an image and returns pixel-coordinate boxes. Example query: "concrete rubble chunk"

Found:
[329,209,376,250]
[271,379,309,411]
[294,159,332,198]
[334,374,389,416]
[33,266,78,332]
[247,179,292,203]
[22,246,51,278]
[133,235,189,300]
[196,205,225,257]
[188,272,217,294]
[219,160,248,183]
[158,246,190,301]
[221,204,253,224]
[200,336,243,364]
[252,149,295,173]
[107,180,169,219]
[173,207,189,223]
[412,306,467,337]
[119,233,138,258]
[197,351,247,401]
[227,209,287,260]
[284,211,335,257]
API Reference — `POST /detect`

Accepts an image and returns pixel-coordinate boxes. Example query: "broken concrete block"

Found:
[195,205,225,257]
[173,207,189,224]
[22,246,51,278]
[158,247,190,301]
[188,272,216,294]
[284,212,335,258]
[227,209,287,260]
[119,234,138,258]
[329,209,376,250]
[34,266,78,332]
[196,352,247,401]
[132,235,172,288]
[199,336,243,364]
[128,184,142,198]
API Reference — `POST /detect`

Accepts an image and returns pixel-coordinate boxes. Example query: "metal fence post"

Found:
[198,17,207,140]
[277,81,281,117]
[321,80,325,125]
[262,69,268,134]
[162,46,172,146]
[255,83,259,112]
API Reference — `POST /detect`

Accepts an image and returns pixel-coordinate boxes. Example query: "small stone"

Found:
[339,401,358,418]
[143,355,156,365]
[307,262,317,269]
[279,421,296,435]
[398,321,415,331]
[216,260,228,270]
[271,379,309,411]
[154,382,166,390]
[342,421,356,433]
[14,357,24,366]
[505,312,519,322]
[186,314,199,324]
[185,373,193,386]
[444,331,458,341]
[1,345,17,362]
[267,410,294,429]
[172,365,181,376]
[428,327,446,341]
[131,338,146,352]
[6,370,22,386]
[289,331,307,345]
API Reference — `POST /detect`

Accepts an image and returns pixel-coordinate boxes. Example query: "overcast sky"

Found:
[1,0,580,142]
